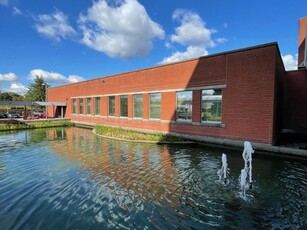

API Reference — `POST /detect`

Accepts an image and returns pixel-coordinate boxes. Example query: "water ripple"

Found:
[0,128,306,229]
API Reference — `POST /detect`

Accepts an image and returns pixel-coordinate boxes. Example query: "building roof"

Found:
[0,101,66,106]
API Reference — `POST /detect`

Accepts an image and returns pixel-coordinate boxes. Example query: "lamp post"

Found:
[42,83,47,118]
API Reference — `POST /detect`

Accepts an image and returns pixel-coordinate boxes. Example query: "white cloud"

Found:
[0,72,27,94]
[0,0,8,6]
[216,37,228,44]
[13,7,22,15]
[0,72,18,82]
[34,10,77,42]
[160,46,208,64]
[78,0,165,59]
[160,9,223,65]
[8,83,28,95]
[282,54,298,71]
[66,75,86,83]
[170,9,216,48]
[28,69,85,85]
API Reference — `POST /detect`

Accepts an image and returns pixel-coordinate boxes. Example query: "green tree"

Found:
[10,92,24,101]
[0,92,13,101]
[24,76,49,101]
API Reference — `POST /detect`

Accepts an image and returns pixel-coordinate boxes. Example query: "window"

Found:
[202,89,222,123]
[120,95,128,117]
[79,98,84,114]
[86,98,91,115]
[149,93,161,119]
[133,94,143,118]
[72,99,76,114]
[108,96,115,116]
[176,91,192,121]
[94,97,100,115]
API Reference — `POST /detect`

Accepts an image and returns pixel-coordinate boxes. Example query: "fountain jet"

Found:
[242,141,254,186]
[217,153,228,184]
[239,141,255,199]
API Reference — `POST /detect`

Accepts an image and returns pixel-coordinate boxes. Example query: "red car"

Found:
[27,111,47,119]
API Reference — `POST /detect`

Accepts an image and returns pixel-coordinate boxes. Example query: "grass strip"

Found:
[0,120,73,131]
[94,124,186,142]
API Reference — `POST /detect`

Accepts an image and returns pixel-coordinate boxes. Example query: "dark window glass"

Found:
[72,99,76,114]
[201,89,222,123]
[120,95,128,117]
[79,98,84,114]
[149,93,161,119]
[108,96,115,116]
[86,98,91,115]
[133,94,143,118]
[94,97,100,115]
[176,91,192,121]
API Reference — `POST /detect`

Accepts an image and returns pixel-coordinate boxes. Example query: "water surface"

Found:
[0,127,306,229]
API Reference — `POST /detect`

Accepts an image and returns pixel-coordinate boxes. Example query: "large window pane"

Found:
[79,98,84,114]
[94,97,100,115]
[72,99,76,114]
[149,93,161,119]
[86,98,91,115]
[176,91,192,121]
[202,89,222,123]
[133,94,143,118]
[108,96,115,116]
[120,95,128,117]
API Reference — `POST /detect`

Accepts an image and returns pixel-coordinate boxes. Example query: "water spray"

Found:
[239,141,255,199]
[217,153,228,184]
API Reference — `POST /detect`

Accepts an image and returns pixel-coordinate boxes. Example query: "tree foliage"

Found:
[0,92,13,101]
[0,92,24,101]
[24,76,49,101]
[10,93,24,101]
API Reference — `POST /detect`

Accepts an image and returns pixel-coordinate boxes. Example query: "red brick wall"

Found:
[128,95,133,118]
[221,45,276,143]
[192,90,201,123]
[143,94,149,120]
[101,97,107,117]
[285,69,307,130]
[273,50,287,143]
[161,92,176,121]
[298,17,306,66]
[48,43,280,144]
[168,45,278,143]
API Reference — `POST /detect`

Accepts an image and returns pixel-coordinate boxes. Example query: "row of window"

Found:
[71,89,222,123]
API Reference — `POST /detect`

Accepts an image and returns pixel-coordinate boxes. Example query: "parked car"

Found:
[33,110,47,118]
[6,111,21,118]
[27,110,47,119]
[26,114,39,119]
[0,112,7,118]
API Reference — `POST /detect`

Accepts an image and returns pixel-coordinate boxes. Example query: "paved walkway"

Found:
[174,133,307,159]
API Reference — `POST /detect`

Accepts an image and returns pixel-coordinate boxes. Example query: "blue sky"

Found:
[0,0,306,95]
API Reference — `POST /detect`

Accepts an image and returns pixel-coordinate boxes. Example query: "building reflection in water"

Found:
[47,127,183,209]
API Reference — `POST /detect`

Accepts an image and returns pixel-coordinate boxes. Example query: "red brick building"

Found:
[48,42,295,145]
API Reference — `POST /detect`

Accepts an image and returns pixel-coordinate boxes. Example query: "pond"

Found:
[0,127,306,229]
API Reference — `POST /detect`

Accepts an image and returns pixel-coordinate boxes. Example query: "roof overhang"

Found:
[0,101,66,106]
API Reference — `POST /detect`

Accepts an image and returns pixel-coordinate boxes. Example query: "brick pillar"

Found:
[192,90,201,123]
